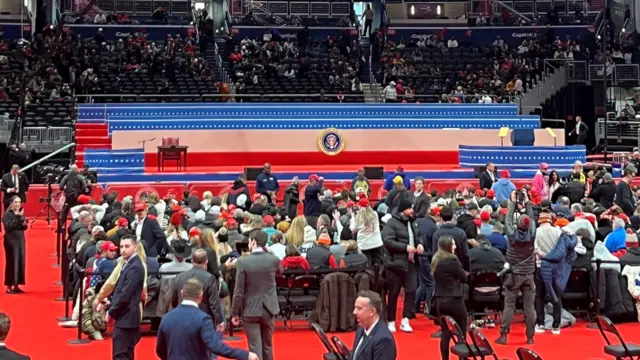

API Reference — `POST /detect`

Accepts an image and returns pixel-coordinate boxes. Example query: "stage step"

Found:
[76,144,112,153]
[75,128,109,137]
[84,149,144,174]
[76,136,112,146]
[75,123,108,130]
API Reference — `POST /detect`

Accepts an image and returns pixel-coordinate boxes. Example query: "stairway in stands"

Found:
[74,122,111,166]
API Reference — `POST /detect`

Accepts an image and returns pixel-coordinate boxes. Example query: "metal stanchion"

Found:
[587,259,602,329]
[54,219,63,284]
[68,272,91,344]
[55,215,70,304]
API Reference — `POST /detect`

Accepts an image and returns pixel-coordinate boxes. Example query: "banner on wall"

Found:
[0,23,590,45]
[0,23,33,40]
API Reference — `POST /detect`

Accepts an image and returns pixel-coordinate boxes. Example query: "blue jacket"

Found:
[491,178,516,203]
[604,227,627,253]
[383,172,411,191]
[157,304,249,360]
[255,172,280,196]
[303,180,323,217]
[540,232,577,303]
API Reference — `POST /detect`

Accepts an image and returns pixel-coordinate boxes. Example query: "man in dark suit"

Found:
[568,116,589,145]
[107,235,146,360]
[352,290,397,360]
[157,278,257,360]
[478,162,497,191]
[1,164,29,216]
[171,249,224,328]
[0,313,29,359]
[231,230,282,360]
[133,201,167,257]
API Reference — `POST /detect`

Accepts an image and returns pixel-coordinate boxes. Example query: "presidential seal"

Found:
[318,128,345,156]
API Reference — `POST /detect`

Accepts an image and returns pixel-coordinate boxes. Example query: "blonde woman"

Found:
[147,192,167,227]
[199,227,223,277]
[287,216,306,248]
[432,235,467,360]
[339,240,368,268]
[350,198,384,266]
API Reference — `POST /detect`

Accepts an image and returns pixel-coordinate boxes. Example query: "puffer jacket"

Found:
[382,214,422,271]
[540,232,577,302]
[81,287,107,336]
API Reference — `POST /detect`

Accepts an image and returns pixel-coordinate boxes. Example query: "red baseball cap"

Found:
[346,200,355,208]
[263,215,275,225]
[226,219,238,228]
[78,195,91,204]
[100,241,118,252]
[134,201,146,212]
[252,193,263,201]
[189,227,201,237]
[117,217,128,228]
[480,211,491,221]
[358,197,370,208]
[309,174,320,182]
[486,190,495,199]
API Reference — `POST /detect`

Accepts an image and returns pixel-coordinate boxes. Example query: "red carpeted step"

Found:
[75,136,112,146]
[75,143,112,152]
[75,128,108,137]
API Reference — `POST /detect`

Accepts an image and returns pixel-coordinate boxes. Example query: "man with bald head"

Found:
[255,163,279,205]
[171,248,224,330]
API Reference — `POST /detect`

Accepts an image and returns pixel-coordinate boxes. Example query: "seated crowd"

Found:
[2,27,225,109]
[226,30,365,102]
[57,161,640,348]
[375,31,588,103]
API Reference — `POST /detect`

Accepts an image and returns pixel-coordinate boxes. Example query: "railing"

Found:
[72,92,527,104]
[21,126,73,152]
[243,0,351,18]
[595,112,629,145]
[543,59,588,82]
[213,42,229,84]
[86,0,191,15]
[0,113,16,143]
[590,64,640,86]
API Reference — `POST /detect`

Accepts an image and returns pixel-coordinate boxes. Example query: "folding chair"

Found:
[516,347,544,360]
[330,336,351,360]
[441,315,492,360]
[596,315,640,359]
[311,322,339,360]
[468,328,500,360]
[561,268,593,320]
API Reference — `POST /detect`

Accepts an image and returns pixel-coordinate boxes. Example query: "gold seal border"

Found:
[318,128,346,156]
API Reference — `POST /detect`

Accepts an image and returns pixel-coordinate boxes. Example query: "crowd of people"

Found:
[227,30,364,97]
[373,30,595,103]
[2,156,639,359]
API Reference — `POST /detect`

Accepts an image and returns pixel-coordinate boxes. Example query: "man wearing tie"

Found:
[568,116,589,145]
[1,165,29,230]
[107,235,146,360]
[157,278,258,360]
[352,290,397,360]
[231,230,282,360]
[478,162,497,191]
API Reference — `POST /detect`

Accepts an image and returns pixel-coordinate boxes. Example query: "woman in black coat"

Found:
[432,234,468,360]
[3,195,27,294]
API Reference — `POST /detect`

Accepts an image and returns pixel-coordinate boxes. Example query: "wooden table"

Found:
[157,145,189,171]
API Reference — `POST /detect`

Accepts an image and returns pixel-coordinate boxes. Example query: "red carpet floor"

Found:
[1,222,639,360]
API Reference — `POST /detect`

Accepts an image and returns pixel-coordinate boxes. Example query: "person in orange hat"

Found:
[131,200,167,257]
[305,229,338,269]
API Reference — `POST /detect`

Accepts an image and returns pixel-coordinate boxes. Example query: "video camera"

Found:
[36,163,66,185]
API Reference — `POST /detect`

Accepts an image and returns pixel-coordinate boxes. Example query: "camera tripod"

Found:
[31,182,57,231]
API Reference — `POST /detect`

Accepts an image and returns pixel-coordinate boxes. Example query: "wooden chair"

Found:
[596,315,640,359]
[160,137,181,169]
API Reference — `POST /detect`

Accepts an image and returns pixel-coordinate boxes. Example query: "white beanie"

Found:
[236,194,247,207]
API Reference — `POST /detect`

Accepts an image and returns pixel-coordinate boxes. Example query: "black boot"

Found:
[526,337,534,345]
[495,332,507,345]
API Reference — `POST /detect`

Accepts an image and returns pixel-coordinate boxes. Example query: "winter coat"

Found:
[382,214,422,272]
[310,272,357,332]
[540,232,577,302]
[82,287,107,336]
[491,178,516,203]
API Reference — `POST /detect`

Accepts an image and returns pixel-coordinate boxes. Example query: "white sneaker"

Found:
[551,328,560,335]
[91,331,104,340]
[535,325,546,334]
[400,318,413,333]
[387,321,396,332]
[58,320,77,328]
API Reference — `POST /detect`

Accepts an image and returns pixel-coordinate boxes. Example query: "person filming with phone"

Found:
[495,189,537,346]
[3,195,28,294]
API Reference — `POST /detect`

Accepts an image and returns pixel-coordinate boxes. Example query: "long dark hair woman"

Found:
[432,235,468,360]
[3,195,28,294]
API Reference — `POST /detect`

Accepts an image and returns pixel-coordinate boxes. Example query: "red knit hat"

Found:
[170,212,182,226]
[358,198,370,208]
